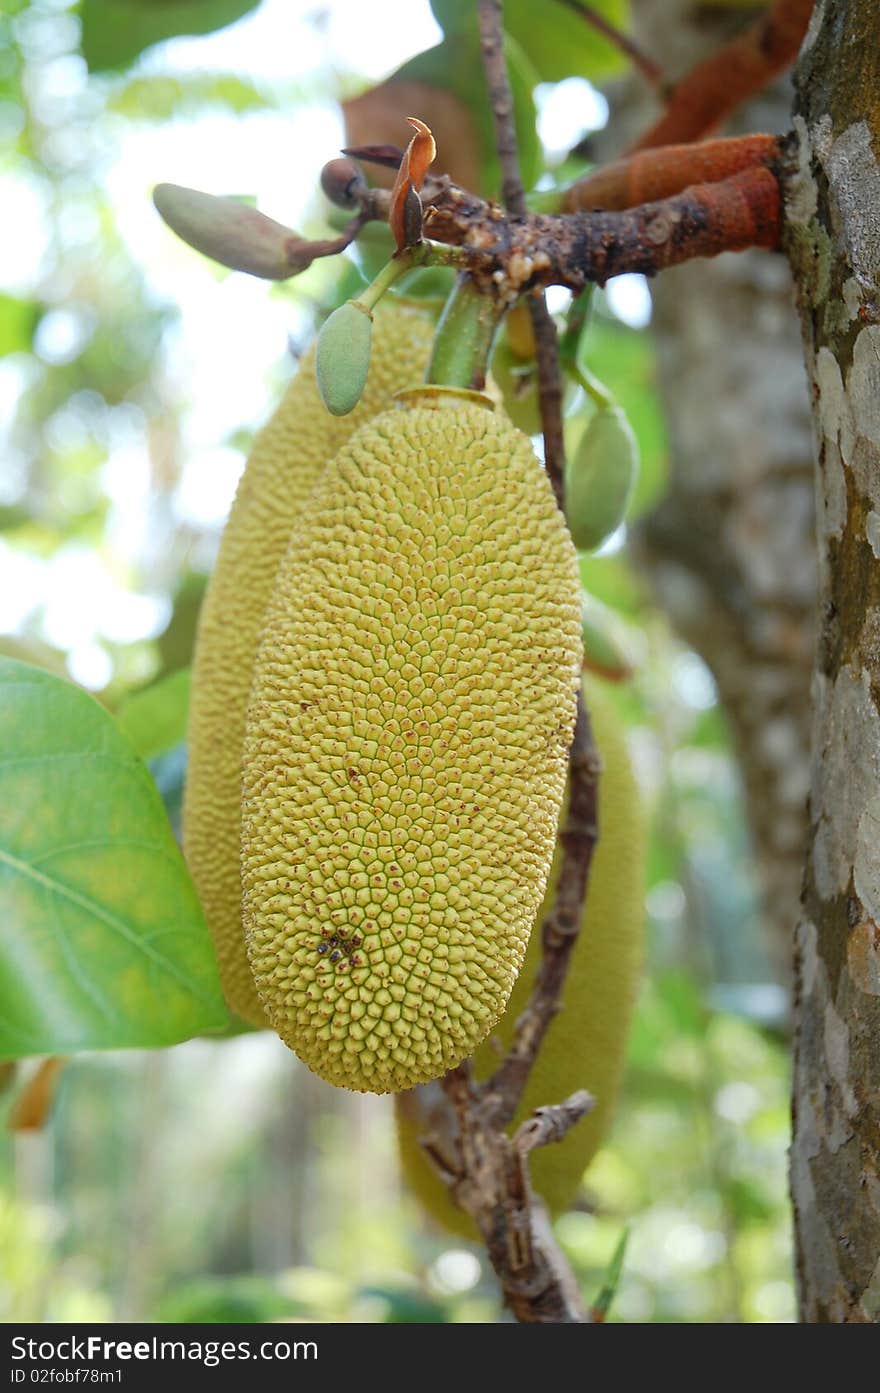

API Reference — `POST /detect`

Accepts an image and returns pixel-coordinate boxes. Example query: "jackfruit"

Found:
[183,302,434,1027]
[395,677,646,1237]
[241,388,583,1091]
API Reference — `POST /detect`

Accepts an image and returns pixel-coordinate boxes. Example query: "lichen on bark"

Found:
[786,0,880,1323]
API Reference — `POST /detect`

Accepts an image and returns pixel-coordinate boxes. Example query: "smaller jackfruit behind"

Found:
[564,404,639,552]
[396,678,646,1239]
[241,388,583,1093]
[183,302,434,1027]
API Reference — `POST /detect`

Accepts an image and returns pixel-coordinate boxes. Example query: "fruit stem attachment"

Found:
[571,362,615,410]
[427,273,504,392]
[357,240,470,313]
[557,287,613,408]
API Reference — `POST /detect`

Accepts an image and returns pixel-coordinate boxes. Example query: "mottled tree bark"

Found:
[785,0,880,1321]
[626,1,816,981]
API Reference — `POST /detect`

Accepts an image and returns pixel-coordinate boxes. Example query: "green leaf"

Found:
[115,668,190,761]
[79,0,262,74]
[430,0,631,82]
[0,657,228,1057]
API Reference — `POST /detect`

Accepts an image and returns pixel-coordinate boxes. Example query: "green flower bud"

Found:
[315,300,374,416]
[565,404,639,552]
[152,183,313,280]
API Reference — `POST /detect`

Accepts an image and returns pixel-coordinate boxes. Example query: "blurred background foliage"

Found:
[1,0,793,1323]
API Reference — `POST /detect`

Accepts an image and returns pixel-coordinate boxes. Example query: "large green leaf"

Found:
[431,0,630,83]
[79,0,262,74]
[0,657,228,1057]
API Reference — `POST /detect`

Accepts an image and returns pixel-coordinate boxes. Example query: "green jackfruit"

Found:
[396,678,646,1236]
[183,303,434,1027]
[241,388,583,1091]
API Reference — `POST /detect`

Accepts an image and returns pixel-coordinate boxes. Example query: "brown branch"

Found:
[631,0,814,150]
[477,0,528,217]
[477,0,567,506]
[514,1089,595,1156]
[423,164,783,290]
[565,132,782,212]
[438,1068,591,1323]
[558,0,665,89]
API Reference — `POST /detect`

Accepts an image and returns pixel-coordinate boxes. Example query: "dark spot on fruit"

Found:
[330,950,341,963]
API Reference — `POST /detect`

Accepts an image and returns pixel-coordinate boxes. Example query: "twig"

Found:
[476,0,567,507]
[488,691,600,1122]
[478,0,598,1116]
[630,0,814,151]
[558,0,665,89]
[477,0,528,218]
[438,1067,591,1324]
[514,1090,595,1156]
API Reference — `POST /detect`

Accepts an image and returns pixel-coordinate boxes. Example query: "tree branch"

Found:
[630,0,814,151]
[558,0,665,89]
[423,164,783,289]
[565,133,782,213]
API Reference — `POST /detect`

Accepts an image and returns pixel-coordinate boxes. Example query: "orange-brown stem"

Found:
[631,0,814,150]
[565,133,781,212]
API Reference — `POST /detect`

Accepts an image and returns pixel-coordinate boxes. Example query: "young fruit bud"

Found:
[320,158,367,209]
[315,300,373,416]
[153,183,314,280]
[565,404,640,552]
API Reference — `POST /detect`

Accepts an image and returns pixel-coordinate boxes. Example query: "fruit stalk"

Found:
[427,273,504,391]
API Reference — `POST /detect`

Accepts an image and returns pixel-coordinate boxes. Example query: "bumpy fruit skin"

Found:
[183,303,434,1027]
[241,392,583,1091]
[396,678,646,1237]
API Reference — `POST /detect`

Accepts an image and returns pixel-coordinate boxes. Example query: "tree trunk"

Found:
[786,0,880,1321]
[627,0,815,982]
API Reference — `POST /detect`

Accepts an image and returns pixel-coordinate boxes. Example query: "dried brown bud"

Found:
[320,158,367,209]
